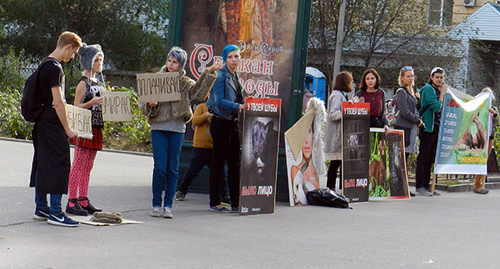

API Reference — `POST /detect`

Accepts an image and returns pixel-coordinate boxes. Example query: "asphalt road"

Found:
[1,137,499,269]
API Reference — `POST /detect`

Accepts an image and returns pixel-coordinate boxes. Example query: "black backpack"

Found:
[21,58,56,122]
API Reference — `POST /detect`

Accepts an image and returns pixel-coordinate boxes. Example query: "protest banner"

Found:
[434,87,491,174]
[341,102,370,203]
[136,72,181,103]
[101,91,133,122]
[240,97,281,215]
[65,104,92,139]
[368,128,410,201]
[285,109,327,206]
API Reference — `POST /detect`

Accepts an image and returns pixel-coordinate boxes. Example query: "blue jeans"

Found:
[34,171,62,213]
[151,130,184,209]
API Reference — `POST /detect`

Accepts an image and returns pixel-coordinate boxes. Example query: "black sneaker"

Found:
[220,196,231,207]
[47,212,79,227]
[66,199,88,216]
[34,208,50,221]
[79,197,102,214]
[175,191,185,201]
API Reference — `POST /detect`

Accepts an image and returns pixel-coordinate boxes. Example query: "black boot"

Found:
[66,199,88,216]
[79,197,102,214]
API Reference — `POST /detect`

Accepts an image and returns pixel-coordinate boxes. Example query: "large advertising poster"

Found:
[341,102,370,203]
[284,109,327,206]
[181,0,300,143]
[435,88,491,174]
[240,97,281,215]
[368,128,410,201]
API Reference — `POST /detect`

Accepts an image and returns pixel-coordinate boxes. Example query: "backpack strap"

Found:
[35,58,58,105]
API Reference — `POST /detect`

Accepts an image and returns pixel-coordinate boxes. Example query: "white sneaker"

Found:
[415,187,432,196]
[163,207,173,218]
[149,206,163,217]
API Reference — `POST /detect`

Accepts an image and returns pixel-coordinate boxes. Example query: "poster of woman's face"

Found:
[284,111,325,206]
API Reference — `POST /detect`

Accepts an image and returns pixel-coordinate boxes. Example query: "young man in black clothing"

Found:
[30,31,82,227]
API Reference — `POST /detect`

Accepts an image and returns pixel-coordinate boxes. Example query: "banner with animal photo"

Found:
[285,108,327,206]
[341,102,370,203]
[101,91,133,122]
[368,128,410,201]
[65,104,92,140]
[240,97,281,215]
[434,87,492,174]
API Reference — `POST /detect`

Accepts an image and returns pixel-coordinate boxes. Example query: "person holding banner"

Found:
[394,66,424,161]
[66,44,106,216]
[207,44,245,213]
[30,31,82,227]
[324,71,355,192]
[415,67,447,196]
[473,88,498,195]
[355,69,389,130]
[141,47,221,218]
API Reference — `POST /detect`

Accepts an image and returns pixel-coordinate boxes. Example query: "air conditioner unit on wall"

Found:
[463,0,476,7]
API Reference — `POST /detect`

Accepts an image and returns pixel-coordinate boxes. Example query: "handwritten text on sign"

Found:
[101,91,132,122]
[136,72,181,103]
[65,104,92,139]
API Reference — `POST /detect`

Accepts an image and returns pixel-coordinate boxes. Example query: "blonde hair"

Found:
[57,31,82,49]
[398,68,415,97]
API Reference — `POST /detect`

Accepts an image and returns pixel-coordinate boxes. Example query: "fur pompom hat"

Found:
[78,43,104,71]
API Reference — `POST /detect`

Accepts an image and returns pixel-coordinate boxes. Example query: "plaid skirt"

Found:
[70,127,103,150]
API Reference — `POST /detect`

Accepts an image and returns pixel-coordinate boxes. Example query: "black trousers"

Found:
[209,116,240,207]
[178,147,227,196]
[415,130,438,189]
[327,160,342,190]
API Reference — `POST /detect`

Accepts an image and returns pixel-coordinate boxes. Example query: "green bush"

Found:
[0,48,27,92]
[102,86,151,152]
[0,88,33,139]
[0,85,151,151]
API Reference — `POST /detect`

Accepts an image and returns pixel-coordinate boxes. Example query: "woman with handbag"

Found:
[394,66,424,161]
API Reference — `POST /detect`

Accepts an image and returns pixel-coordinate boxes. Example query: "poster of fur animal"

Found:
[341,102,370,203]
[434,88,491,174]
[368,128,410,200]
[240,97,281,215]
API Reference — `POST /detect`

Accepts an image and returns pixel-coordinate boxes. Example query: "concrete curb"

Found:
[409,181,500,192]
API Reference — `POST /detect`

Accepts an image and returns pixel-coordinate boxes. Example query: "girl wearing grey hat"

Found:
[66,44,106,216]
[140,46,222,218]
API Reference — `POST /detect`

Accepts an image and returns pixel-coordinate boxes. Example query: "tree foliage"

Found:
[308,0,461,88]
[0,0,169,71]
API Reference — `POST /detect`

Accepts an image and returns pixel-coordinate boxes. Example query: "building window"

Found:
[428,0,453,28]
